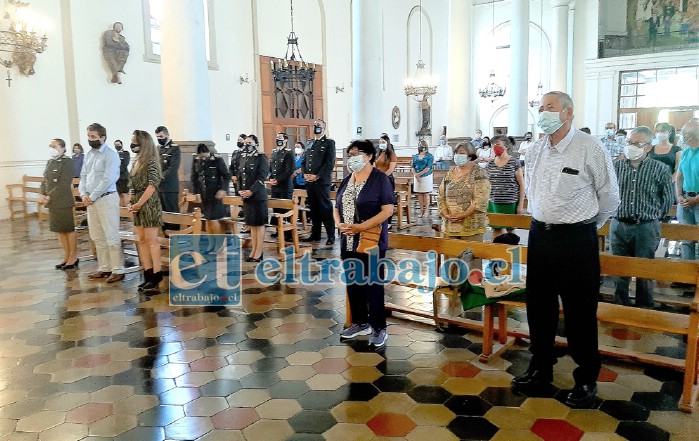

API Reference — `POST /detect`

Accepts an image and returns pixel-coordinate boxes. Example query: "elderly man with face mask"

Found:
[513,91,620,409]
[611,126,673,308]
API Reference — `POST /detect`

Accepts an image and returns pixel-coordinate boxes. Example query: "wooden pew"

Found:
[292,189,311,233]
[387,232,699,413]
[159,209,204,267]
[267,199,301,258]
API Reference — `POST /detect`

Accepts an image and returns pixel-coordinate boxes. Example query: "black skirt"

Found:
[49,207,75,233]
[202,196,227,220]
[243,199,268,226]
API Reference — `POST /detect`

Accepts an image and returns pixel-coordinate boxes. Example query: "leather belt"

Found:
[100,191,115,198]
[532,218,595,231]
[615,217,653,225]
[684,191,698,197]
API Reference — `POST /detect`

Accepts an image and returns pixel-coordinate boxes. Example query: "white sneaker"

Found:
[369,328,388,347]
[340,323,372,339]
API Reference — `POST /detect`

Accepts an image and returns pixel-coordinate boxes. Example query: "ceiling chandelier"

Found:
[0,0,48,86]
[478,0,505,102]
[529,0,544,107]
[404,0,437,100]
[271,0,315,83]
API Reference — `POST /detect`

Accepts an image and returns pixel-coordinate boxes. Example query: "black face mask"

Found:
[157,138,168,146]
[237,141,244,148]
[244,144,255,152]
[313,126,323,135]
[115,144,123,151]
[418,146,425,152]
[88,140,102,149]
[130,143,140,153]
[276,140,284,147]
[525,137,532,141]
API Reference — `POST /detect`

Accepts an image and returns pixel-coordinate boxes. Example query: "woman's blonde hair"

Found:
[131,130,161,175]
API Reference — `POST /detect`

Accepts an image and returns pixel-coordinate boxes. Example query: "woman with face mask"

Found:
[72,143,84,179]
[127,130,164,291]
[334,140,395,348]
[41,138,78,270]
[292,143,306,189]
[486,136,526,239]
[476,136,494,168]
[229,133,247,195]
[437,143,490,241]
[237,135,270,262]
[375,134,398,184]
[648,122,681,179]
[411,140,434,217]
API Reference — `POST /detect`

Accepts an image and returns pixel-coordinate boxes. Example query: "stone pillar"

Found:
[352,0,383,138]
[160,0,214,189]
[550,0,570,92]
[507,0,530,136]
[447,0,473,138]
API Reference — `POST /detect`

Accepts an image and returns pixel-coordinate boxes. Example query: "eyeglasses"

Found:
[626,142,649,148]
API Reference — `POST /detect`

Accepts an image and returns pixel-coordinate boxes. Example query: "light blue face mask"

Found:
[537,111,564,135]
[605,128,615,137]
[348,155,367,173]
[453,154,469,166]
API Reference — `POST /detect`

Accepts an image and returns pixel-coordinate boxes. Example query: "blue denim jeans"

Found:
[609,219,660,308]
[434,161,451,170]
[677,203,699,260]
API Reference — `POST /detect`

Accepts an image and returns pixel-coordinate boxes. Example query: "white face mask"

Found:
[605,128,615,137]
[49,148,59,159]
[294,147,303,155]
[453,154,469,166]
[624,144,645,161]
[347,155,367,173]
[378,143,387,150]
[537,111,565,135]
[656,132,669,142]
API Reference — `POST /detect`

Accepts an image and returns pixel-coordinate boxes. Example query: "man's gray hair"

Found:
[632,126,654,144]
[544,91,574,110]
[683,118,699,139]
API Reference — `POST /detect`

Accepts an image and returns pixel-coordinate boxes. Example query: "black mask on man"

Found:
[236,141,244,148]
[276,140,284,147]
[157,138,168,146]
[313,126,323,135]
[88,140,102,149]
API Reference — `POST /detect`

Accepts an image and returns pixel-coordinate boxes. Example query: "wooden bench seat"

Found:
[387,232,699,413]
[7,175,48,221]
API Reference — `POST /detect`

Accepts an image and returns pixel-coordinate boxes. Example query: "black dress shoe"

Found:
[55,261,67,269]
[245,254,263,263]
[61,259,79,270]
[565,384,597,408]
[511,370,553,389]
[301,236,320,243]
[325,237,335,246]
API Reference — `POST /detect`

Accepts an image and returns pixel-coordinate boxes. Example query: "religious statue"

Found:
[417,95,431,136]
[12,50,37,76]
[102,22,130,84]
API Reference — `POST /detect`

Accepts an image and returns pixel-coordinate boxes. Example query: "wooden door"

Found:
[260,55,324,157]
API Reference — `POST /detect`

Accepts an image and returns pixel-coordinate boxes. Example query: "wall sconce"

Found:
[335,84,345,93]
[239,73,251,84]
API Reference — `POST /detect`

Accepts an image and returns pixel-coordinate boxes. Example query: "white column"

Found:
[550,0,570,92]
[507,0,530,136]
[160,0,212,141]
[447,0,473,137]
[572,0,600,128]
[351,0,383,138]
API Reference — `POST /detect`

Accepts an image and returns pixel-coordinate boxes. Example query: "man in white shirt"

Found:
[512,92,620,409]
[433,135,453,170]
[518,131,534,167]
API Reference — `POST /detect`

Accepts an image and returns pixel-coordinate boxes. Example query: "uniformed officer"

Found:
[238,135,269,262]
[114,139,130,206]
[155,125,181,231]
[191,143,231,234]
[229,133,246,195]
[270,132,294,200]
[302,119,336,245]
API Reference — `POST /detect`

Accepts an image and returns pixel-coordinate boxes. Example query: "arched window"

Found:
[143,0,218,69]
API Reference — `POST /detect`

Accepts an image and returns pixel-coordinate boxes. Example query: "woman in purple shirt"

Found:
[334,140,395,348]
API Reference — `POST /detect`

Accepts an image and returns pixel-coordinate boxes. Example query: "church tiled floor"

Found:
[0,216,697,440]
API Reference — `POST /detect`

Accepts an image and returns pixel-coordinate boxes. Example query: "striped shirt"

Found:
[614,158,673,221]
[525,127,620,226]
[486,157,521,204]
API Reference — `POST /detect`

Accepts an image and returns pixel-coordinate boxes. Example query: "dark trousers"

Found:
[271,182,293,214]
[306,181,335,239]
[342,250,387,331]
[159,191,180,231]
[526,219,601,386]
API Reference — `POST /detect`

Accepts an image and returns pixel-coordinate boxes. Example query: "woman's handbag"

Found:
[356,225,382,254]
